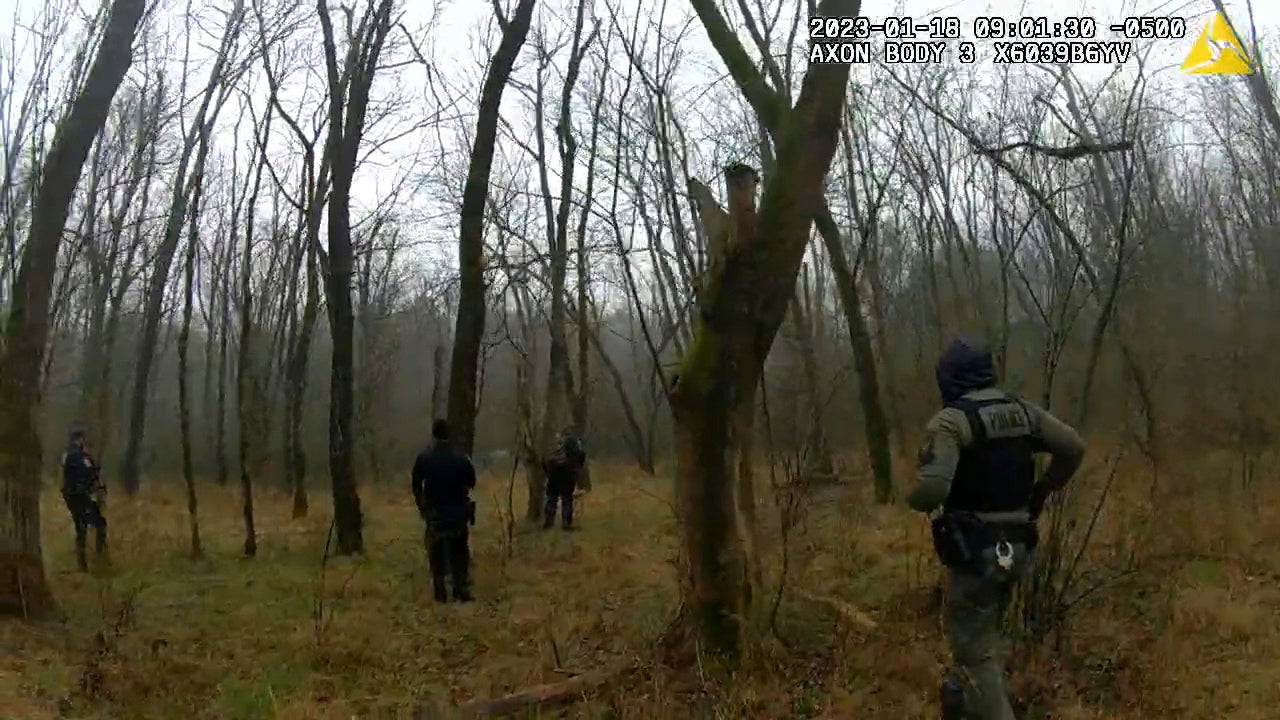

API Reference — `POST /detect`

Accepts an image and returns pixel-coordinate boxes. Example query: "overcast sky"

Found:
[1,0,1276,267]
[421,0,1280,77]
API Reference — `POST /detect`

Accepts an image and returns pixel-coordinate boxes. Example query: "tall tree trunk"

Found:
[202,241,220,457]
[0,0,146,619]
[316,0,396,554]
[676,0,857,661]
[78,75,160,433]
[571,56,606,433]
[531,3,594,522]
[214,234,233,486]
[94,125,155,466]
[320,93,360,549]
[278,210,305,495]
[235,107,271,558]
[74,138,108,420]
[447,0,539,456]
[235,216,258,557]
[286,240,318,518]
[573,212,590,432]
[815,209,894,502]
[792,265,835,479]
[177,161,206,559]
[430,341,447,419]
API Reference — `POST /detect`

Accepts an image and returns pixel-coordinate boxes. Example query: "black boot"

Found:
[453,572,473,603]
[74,532,88,572]
[94,529,110,570]
[432,576,449,603]
[940,678,966,720]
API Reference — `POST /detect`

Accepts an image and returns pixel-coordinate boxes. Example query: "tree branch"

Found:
[976,139,1134,161]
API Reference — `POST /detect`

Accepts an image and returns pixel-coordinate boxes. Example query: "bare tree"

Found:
[76,71,162,460]
[519,1,598,522]
[176,109,214,561]
[254,0,329,518]
[119,0,249,495]
[0,0,146,619]
[234,96,275,558]
[448,0,539,456]
[315,0,396,554]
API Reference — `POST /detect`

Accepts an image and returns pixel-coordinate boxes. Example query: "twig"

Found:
[546,626,563,668]
[313,518,336,646]
[1055,448,1124,611]
[505,452,520,558]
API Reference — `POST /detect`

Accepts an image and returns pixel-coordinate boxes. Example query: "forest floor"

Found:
[3,449,1280,719]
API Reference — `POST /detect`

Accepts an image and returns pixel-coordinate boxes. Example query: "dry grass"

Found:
[3,452,1279,719]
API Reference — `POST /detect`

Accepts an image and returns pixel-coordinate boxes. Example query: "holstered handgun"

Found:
[930,512,994,570]
[467,499,476,526]
[89,470,107,508]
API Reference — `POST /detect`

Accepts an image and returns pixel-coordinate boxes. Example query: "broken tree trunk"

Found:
[674,0,858,663]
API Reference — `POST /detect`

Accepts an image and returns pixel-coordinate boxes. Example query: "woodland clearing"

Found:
[5,0,1280,718]
[4,452,1279,719]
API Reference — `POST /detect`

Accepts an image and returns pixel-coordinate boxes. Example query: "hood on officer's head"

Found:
[67,422,88,446]
[936,336,996,403]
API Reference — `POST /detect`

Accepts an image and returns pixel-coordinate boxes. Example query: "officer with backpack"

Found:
[908,337,1085,720]
[542,426,589,531]
[62,426,109,572]
[412,419,476,603]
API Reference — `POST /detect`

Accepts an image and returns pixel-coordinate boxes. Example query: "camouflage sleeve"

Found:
[1023,400,1085,491]
[906,407,972,513]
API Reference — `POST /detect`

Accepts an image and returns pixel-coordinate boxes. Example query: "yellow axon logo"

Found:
[1182,11,1253,74]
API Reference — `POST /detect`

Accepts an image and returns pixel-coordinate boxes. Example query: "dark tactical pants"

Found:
[945,542,1032,720]
[62,491,107,570]
[425,523,471,602]
[543,491,574,529]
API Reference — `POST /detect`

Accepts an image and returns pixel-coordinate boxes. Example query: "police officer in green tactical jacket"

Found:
[908,337,1085,720]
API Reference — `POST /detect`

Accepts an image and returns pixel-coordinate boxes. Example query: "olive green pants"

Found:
[945,543,1032,720]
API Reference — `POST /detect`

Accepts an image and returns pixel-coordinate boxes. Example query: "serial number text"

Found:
[992,40,1134,64]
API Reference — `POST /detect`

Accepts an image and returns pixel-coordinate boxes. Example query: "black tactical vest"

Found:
[943,395,1036,514]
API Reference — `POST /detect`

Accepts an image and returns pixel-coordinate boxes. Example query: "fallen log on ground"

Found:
[796,591,879,631]
[448,663,633,717]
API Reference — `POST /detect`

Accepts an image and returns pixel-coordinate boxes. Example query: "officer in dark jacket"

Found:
[908,337,1085,720]
[62,427,108,571]
[542,427,588,531]
[411,419,476,603]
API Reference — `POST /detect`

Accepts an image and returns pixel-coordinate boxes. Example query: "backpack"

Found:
[544,436,583,472]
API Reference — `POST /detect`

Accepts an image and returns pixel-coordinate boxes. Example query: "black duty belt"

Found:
[985,520,1039,549]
